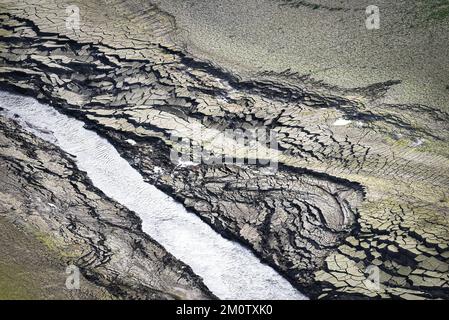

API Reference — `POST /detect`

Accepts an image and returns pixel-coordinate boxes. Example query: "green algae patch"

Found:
[423,0,449,22]
[418,139,449,159]
[35,232,82,260]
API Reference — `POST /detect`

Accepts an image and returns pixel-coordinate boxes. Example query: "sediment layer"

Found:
[0,115,214,300]
[0,0,448,299]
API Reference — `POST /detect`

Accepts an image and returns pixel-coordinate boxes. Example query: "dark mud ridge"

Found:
[1,1,449,299]
[0,115,214,299]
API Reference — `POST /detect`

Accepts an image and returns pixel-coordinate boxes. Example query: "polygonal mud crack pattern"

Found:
[0,116,214,300]
[0,0,448,299]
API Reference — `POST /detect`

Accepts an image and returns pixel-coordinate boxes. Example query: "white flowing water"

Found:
[0,91,307,300]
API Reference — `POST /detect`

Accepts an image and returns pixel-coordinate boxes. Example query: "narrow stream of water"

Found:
[0,91,307,300]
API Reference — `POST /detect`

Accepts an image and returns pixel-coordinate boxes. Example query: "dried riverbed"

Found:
[0,91,306,300]
[0,0,448,299]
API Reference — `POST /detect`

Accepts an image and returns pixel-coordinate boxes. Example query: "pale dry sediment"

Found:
[0,114,214,300]
[0,0,448,299]
[0,91,306,300]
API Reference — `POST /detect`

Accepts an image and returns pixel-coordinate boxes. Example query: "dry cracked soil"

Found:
[0,0,448,300]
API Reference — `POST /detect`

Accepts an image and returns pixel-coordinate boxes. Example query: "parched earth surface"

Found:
[0,215,113,300]
[0,0,448,299]
[0,115,214,299]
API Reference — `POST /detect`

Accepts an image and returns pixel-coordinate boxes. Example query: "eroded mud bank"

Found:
[0,113,213,300]
[0,91,306,300]
[0,0,448,299]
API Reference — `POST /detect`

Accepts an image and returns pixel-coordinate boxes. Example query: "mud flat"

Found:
[0,106,213,300]
[0,91,306,300]
[0,0,448,299]
[154,0,449,110]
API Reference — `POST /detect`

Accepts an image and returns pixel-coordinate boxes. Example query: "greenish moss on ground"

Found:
[0,218,111,300]
[419,0,449,21]
[0,263,40,300]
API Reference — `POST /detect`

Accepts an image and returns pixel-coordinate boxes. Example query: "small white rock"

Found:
[125,139,136,146]
[153,166,163,174]
[333,118,352,126]
[410,138,424,147]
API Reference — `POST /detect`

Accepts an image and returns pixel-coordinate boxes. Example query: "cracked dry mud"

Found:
[0,0,448,299]
[0,115,214,300]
